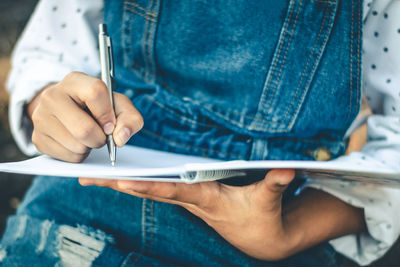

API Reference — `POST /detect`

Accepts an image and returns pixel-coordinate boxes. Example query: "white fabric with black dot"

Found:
[305,1,400,265]
[5,0,400,265]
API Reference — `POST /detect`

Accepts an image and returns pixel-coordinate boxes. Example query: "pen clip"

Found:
[106,37,114,79]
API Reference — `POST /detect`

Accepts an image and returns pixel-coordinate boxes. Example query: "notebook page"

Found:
[0,145,218,178]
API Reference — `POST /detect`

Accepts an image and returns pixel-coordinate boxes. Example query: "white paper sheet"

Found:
[0,145,399,186]
[0,145,218,179]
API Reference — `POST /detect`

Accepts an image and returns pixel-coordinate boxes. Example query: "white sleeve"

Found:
[305,0,400,265]
[6,0,103,156]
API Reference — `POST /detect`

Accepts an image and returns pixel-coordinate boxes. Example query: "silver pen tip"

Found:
[111,161,115,167]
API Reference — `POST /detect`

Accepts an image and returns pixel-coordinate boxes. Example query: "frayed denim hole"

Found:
[13,214,28,240]
[0,246,7,262]
[35,219,53,254]
[55,224,114,267]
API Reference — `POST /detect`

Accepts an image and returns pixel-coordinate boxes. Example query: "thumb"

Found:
[112,93,144,147]
[254,169,296,203]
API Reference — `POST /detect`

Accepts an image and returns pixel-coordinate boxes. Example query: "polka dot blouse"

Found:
[5,0,400,265]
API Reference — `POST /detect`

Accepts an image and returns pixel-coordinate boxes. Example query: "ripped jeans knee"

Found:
[0,215,123,266]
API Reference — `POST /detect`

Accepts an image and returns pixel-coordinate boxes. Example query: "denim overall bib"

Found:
[1,0,362,266]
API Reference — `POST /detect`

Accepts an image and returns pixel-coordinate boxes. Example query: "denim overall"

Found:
[1,0,362,266]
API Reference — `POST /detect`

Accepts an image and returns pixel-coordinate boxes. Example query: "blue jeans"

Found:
[1,0,362,265]
[1,176,344,266]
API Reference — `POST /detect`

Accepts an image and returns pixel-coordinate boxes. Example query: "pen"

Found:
[98,24,116,166]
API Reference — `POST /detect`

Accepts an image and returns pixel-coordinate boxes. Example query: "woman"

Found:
[2,0,400,266]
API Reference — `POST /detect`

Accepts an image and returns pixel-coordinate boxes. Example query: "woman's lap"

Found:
[0,176,345,266]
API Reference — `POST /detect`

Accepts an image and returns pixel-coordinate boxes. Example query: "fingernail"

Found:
[118,127,131,145]
[103,122,114,135]
[79,178,92,186]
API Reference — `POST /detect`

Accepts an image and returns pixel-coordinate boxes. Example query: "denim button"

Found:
[313,147,332,161]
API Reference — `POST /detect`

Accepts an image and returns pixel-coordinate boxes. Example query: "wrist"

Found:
[242,207,302,261]
[262,222,301,261]
[281,202,307,258]
[280,188,366,257]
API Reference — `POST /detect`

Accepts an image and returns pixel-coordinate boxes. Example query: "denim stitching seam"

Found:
[352,0,361,123]
[142,0,160,83]
[283,4,328,122]
[121,252,141,266]
[141,198,147,252]
[252,1,295,121]
[131,253,143,266]
[124,1,147,79]
[347,0,354,124]
[142,199,155,253]
[312,0,337,4]
[125,6,157,22]
[286,3,334,129]
[262,0,296,104]
[262,0,303,115]
[150,200,154,255]
[255,0,299,126]
[356,0,361,115]
[146,0,160,83]
[141,0,152,82]
[122,1,133,70]
[264,0,336,129]
[126,2,157,17]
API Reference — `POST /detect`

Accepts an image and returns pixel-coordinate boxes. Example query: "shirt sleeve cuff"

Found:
[7,60,73,156]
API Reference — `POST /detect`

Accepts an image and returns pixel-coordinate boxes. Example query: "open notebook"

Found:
[0,145,399,186]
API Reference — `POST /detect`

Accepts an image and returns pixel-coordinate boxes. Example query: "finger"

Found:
[345,123,368,155]
[116,180,217,208]
[32,131,89,163]
[254,169,295,205]
[61,72,116,134]
[41,88,106,148]
[79,178,199,208]
[79,178,117,187]
[264,169,296,193]
[35,113,90,154]
[112,93,144,147]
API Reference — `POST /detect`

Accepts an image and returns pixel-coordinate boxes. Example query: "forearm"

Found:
[282,188,366,257]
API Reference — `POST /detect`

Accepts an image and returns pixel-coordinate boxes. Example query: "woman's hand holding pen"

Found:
[27,71,143,162]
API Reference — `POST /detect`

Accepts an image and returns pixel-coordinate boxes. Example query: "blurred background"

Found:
[0,0,38,236]
[0,1,399,266]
